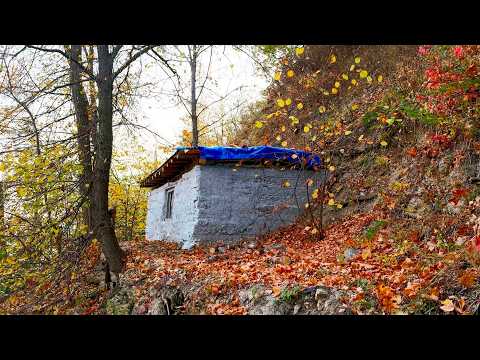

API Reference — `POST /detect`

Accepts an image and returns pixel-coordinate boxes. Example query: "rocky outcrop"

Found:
[238,284,352,315]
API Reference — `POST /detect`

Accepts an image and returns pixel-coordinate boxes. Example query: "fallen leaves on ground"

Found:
[113,210,478,315]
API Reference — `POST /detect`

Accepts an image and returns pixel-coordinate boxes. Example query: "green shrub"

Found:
[364,220,387,240]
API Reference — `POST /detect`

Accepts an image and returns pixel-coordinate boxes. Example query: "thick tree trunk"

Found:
[66,45,94,231]
[190,46,198,148]
[94,45,124,274]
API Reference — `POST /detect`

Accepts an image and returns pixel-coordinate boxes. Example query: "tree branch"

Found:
[26,45,96,80]
[113,45,155,79]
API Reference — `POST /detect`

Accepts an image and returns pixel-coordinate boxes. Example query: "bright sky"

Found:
[130,46,270,159]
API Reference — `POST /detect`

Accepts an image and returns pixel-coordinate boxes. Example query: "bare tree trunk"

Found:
[66,45,95,231]
[94,45,124,274]
[86,45,98,164]
[190,45,198,147]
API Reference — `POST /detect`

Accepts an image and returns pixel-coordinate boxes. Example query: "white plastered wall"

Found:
[145,165,201,249]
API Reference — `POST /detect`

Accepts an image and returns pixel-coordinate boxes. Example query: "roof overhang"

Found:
[140,148,200,188]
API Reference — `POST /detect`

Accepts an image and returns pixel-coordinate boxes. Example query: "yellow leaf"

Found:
[367,76,373,83]
[334,81,340,88]
[283,180,290,188]
[351,79,357,85]
[329,165,335,172]
[354,56,361,64]
[277,99,285,108]
[289,116,299,125]
[281,140,288,147]
[323,91,329,96]
[440,299,455,312]
[295,47,305,56]
[319,106,326,113]
[304,126,310,133]
[350,64,355,71]
[255,121,263,129]
[285,98,292,106]
[276,135,282,141]
[380,141,388,147]
[342,73,349,80]
[361,248,371,260]
[297,102,303,110]
[330,54,336,63]
[378,75,383,83]
[328,198,335,206]
[16,187,27,197]
[360,70,368,79]
[281,125,286,132]
[351,103,359,110]
[344,130,352,135]
[287,69,294,77]
[331,88,338,94]
[312,189,319,199]
[274,71,281,81]
[325,157,330,163]
[358,134,364,141]
[336,203,343,209]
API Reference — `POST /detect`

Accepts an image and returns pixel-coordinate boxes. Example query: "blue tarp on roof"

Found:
[177,146,321,169]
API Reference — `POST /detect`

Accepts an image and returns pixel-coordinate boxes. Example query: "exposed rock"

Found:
[105,287,135,315]
[132,286,185,315]
[446,201,463,215]
[405,196,429,219]
[293,304,301,315]
[438,156,452,174]
[239,284,352,315]
[343,247,359,262]
[315,286,330,300]
[206,254,228,263]
[357,192,377,202]
[265,243,286,252]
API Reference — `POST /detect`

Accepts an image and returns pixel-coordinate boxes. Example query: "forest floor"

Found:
[50,206,479,315]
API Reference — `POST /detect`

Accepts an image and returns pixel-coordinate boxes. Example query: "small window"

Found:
[165,188,174,219]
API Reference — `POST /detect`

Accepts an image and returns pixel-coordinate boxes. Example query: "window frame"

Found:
[165,187,175,219]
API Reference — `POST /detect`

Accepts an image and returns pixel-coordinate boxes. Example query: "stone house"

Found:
[140,146,322,249]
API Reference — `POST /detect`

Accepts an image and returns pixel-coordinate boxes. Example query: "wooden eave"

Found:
[140,149,200,188]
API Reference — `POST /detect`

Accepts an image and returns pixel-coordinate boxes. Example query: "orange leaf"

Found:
[458,269,478,288]
[428,287,440,301]
[406,147,417,157]
[272,286,282,297]
[403,281,421,298]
